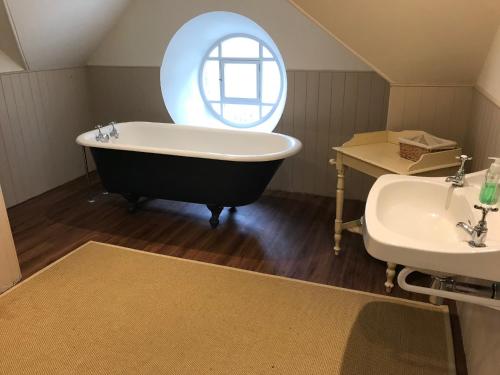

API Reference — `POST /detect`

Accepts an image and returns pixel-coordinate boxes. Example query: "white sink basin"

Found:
[364,171,500,282]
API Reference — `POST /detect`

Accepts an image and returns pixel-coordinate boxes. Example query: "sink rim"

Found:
[365,173,500,255]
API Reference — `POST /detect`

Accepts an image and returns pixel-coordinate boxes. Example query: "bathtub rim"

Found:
[76,122,302,162]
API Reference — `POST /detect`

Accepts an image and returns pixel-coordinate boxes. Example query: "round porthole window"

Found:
[199,34,284,128]
[161,12,287,132]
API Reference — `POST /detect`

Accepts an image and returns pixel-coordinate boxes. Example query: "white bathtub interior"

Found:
[77,122,302,162]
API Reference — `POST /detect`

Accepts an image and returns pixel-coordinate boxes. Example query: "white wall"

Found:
[88,0,371,71]
[4,0,131,70]
[476,25,500,106]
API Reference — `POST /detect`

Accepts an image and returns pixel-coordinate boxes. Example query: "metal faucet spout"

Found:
[456,222,474,235]
[457,205,498,248]
[446,155,472,187]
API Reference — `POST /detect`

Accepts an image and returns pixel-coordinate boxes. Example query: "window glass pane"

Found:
[223,104,260,125]
[261,61,281,104]
[262,105,273,117]
[211,102,221,115]
[202,60,220,101]
[224,63,257,99]
[208,46,219,58]
[221,37,259,58]
[262,47,273,58]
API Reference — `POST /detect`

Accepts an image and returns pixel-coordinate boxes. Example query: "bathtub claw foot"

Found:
[207,205,223,228]
[123,193,140,213]
[128,202,138,213]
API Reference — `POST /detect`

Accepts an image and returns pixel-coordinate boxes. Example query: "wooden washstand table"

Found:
[330,130,461,293]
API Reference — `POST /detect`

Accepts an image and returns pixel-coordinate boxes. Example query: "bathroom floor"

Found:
[7,173,467,374]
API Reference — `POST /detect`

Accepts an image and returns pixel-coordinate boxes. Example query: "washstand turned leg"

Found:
[334,156,345,255]
[385,262,397,293]
[207,205,223,228]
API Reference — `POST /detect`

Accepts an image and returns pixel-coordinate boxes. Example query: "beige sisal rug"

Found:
[0,242,455,374]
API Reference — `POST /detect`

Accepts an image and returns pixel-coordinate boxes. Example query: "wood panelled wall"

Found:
[269,71,389,199]
[88,67,390,200]
[464,89,500,171]
[386,86,473,146]
[87,66,170,125]
[0,68,91,207]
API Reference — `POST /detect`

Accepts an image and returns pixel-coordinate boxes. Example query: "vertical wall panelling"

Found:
[386,85,473,146]
[290,71,307,194]
[271,71,295,193]
[87,66,170,124]
[326,72,345,197]
[465,90,500,171]
[0,85,16,205]
[304,71,319,195]
[0,68,91,207]
[267,70,389,200]
[315,71,332,197]
[458,91,500,375]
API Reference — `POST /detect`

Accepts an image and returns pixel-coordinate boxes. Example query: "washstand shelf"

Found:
[330,130,462,293]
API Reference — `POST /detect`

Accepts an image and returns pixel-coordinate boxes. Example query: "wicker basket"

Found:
[399,133,457,162]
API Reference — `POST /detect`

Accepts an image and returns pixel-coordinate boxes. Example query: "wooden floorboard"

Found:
[7,173,467,374]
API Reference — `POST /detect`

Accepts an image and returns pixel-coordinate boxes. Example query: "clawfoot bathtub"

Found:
[76,122,301,227]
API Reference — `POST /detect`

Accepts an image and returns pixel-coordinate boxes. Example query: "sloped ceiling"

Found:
[477,25,500,104]
[4,0,131,71]
[0,0,25,72]
[289,0,500,85]
[88,0,370,71]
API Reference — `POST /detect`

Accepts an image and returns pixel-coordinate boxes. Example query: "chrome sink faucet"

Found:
[95,125,109,143]
[457,205,498,247]
[446,155,472,187]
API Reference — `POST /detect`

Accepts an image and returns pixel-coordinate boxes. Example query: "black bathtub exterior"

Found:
[90,148,283,227]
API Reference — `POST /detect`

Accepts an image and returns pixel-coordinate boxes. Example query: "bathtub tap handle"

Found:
[95,125,109,143]
[108,121,119,139]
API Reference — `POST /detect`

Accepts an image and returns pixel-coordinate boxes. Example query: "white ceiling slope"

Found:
[4,0,131,71]
[88,0,371,71]
[290,0,500,85]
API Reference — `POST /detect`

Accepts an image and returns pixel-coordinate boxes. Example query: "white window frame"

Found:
[199,33,284,129]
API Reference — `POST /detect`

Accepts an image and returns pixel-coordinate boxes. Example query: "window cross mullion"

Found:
[200,34,283,128]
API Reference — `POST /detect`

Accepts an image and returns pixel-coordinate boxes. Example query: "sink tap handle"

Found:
[456,155,472,169]
[474,204,499,222]
[446,155,472,187]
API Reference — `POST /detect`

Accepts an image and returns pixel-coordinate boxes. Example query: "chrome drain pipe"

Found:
[398,267,500,310]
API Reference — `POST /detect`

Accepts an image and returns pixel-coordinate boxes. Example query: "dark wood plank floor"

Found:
[7,173,467,374]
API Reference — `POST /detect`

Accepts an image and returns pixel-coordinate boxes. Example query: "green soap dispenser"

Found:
[479,157,500,205]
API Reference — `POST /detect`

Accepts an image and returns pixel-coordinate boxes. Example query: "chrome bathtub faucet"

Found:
[95,125,109,143]
[457,205,498,247]
[108,121,119,139]
[446,155,472,187]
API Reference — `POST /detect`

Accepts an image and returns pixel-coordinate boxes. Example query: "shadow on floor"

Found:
[340,301,454,375]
